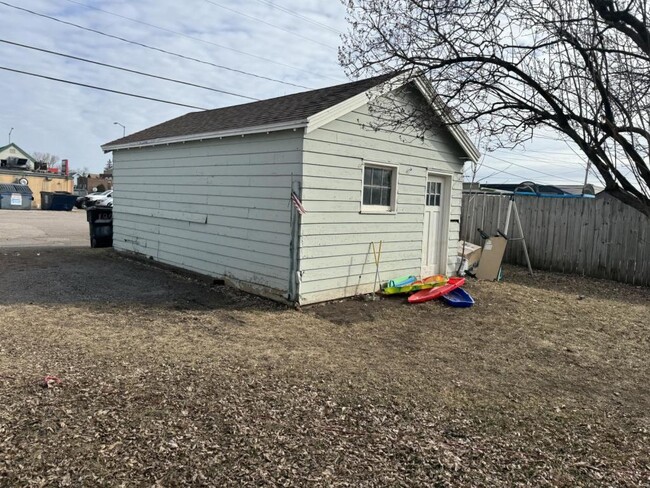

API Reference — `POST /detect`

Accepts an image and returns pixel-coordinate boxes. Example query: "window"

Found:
[362,163,397,212]
[426,180,442,206]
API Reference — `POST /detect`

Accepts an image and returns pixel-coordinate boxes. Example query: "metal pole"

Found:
[8,127,13,143]
[513,201,534,276]
[113,122,125,137]
[582,160,592,195]
[503,196,513,236]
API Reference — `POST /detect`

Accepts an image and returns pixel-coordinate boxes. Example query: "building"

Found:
[102,73,479,305]
[0,143,73,208]
[0,143,35,171]
[76,173,113,194]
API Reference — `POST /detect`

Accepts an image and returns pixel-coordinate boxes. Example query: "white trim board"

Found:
[102,120,308,152]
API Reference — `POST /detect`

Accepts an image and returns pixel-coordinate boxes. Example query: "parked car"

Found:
[95,196,113,208]
[76,190,112,209]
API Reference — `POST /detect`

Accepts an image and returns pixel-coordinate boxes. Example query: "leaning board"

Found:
[475,236,508,280]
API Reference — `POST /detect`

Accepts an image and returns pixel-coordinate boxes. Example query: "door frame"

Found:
[421,171,453,276]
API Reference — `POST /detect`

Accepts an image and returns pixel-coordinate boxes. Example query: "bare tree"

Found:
[33,152,60,169]
[340,0,650,216]
[71,166,90,177]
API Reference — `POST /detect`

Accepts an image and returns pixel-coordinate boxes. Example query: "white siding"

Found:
[112,130,302,300]
[299,92,466,304]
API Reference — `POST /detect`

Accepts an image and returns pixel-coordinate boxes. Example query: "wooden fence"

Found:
[461,193,650,286]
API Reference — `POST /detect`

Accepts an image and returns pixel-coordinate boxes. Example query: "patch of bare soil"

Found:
[0,250,648,486]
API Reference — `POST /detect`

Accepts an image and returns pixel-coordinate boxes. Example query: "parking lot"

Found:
[0,209,88,247]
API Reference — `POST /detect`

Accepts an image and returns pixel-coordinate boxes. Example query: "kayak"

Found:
[408,277,466,304]
[441,287,475,308]
[385,275,417,288]
[382,275,447,295]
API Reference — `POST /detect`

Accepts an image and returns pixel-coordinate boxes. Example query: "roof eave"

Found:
[102,119,309,152]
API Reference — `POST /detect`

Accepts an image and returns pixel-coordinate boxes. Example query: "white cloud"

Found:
[0,0,594,185]
[0,0,347,172]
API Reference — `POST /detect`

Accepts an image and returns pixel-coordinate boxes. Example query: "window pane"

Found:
[382,169,391,186]
[426,180,443,206]
[363,186,371,205]
[364,167,372,186]
[362,165,394,207]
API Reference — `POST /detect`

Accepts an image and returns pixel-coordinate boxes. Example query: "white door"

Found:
[422,175,446,276]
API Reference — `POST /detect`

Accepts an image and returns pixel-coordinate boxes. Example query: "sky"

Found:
[0,0,597,186]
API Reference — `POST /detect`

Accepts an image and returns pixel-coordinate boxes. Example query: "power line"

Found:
[0,39,259,101]
[483,154,584,180]
[560,138,605,185]
[488,150,587,168]
[509,147,586,156]
[202,0,336,50]
[478,162,518,182]
[478,161,588,184]
[0,65,209,110]
[58,0,340,82]
[254,0,344,35]
[503,147,589,165]
[0,1,311,90]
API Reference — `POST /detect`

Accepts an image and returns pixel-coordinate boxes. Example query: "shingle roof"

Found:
[103,72,399,149]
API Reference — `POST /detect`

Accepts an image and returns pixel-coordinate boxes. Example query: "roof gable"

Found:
[0,143,36,162]
[102,73,479,162]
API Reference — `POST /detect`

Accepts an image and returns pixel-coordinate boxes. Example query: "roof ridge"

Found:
[197,72,401,115]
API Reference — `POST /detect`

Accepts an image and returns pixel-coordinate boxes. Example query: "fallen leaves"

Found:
[0,254,648,486]
[42,375,62,389]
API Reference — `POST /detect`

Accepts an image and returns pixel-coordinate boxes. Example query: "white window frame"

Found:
[360,161,399,214]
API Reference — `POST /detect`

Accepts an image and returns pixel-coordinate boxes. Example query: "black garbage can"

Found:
[40,191,54,210]
[86,206,113,248]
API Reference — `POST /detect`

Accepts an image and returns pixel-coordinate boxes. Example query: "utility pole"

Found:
[582,160,592,194]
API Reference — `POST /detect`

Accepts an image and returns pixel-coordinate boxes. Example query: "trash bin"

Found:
[0,184,33,209]
[50,192,78,211]
[86,206,113,248]
[40,191,54,210]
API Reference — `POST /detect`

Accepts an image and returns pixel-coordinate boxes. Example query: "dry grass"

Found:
[0,251,648,486]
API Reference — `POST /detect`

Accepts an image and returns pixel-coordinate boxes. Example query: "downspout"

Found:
[287,176,302,306]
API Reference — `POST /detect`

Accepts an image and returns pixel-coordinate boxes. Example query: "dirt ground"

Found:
[0,247,648,487]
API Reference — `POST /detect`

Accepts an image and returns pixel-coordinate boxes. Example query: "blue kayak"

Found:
[385,275,417,288]
[441,287,475,308]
